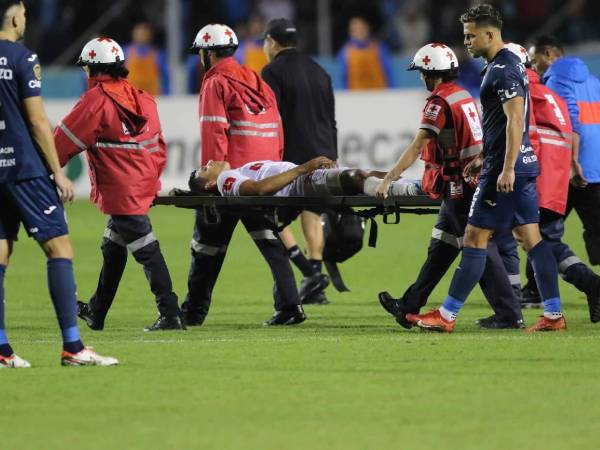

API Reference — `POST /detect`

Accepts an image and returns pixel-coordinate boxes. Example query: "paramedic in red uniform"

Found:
[493,43,600,322]
[54,37,184,332]
[376,43,523,329]
[181,24,305,327]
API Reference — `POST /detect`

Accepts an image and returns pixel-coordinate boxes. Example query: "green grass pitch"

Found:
[2,201,600,450]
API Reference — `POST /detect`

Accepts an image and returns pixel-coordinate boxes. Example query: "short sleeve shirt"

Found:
[0,40,46,182]
[216,160,298,196]
[479,48,538,177]
[419,97,450,136]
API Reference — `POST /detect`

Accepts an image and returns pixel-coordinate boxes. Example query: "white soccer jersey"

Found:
[217,160,298,196]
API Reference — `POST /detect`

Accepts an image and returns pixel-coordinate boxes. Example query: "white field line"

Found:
[17,333,600,345]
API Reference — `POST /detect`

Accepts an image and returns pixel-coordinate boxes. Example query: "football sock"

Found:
[443,247,488,317]
[287,246,315,276]
[309,259,323,274]
[63,340,85,354]
[0,264,12,356]
[528,241,562,316]
[47,258,82,345]
[0,264,6,331]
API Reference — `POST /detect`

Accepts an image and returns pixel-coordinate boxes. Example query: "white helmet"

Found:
[190,24,238,54]
[77,37,125,66]
[504,42,531,66]
[408,43,458,72]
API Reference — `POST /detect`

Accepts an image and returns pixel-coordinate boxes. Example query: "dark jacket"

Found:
[261,49,337,164]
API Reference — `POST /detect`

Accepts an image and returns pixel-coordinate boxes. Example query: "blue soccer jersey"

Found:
[0,40,47,182]
[479,48,538,177]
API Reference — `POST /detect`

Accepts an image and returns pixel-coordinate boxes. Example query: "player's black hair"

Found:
[532,35,564,55]
[0,0,23,22]
[459,3,503,30]
[88,62,129,80]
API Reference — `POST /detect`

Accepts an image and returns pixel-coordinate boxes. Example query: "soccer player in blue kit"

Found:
[0,0,117,366]
[406,3,566,333]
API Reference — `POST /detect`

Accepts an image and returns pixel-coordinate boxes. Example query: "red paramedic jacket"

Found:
[199,57,283,168]
[419,82,483,199]
[55,76,167,215]
[528,68,573,215]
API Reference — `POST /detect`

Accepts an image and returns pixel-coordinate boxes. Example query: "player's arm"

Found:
[239,156,333,196]
[375,129,433,198]
[23,97,74,202]
[498,95,525,192]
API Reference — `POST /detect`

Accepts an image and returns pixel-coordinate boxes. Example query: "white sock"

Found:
[439,306,457,321]
[543,311,563,320]
[389,179,421,197]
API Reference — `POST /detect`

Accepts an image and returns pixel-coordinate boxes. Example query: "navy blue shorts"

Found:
[0,176,68,242]
[468,175,539,230]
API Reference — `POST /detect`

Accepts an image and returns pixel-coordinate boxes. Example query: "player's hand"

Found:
[570,160,588,188]
[54,172,75,203]
[299,156,335,173]
[463,155,483,179]
[375,179,392,198]
[496,168,515,193]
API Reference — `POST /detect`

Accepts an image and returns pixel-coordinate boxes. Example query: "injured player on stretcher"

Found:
[188,157,424,198]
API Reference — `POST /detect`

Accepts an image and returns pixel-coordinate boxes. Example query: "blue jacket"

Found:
[543,57,600,182]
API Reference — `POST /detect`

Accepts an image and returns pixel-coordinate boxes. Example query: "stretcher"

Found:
[154,190,442,292]
[154,190,441,246]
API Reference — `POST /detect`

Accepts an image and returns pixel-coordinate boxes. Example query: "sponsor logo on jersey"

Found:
[44,205,57,215]
[0,158,15,167]
[222,177,236,192]
[33,63,42,81]
[28,79,41,89]
[249,162,264,171]
[0,68,13,80]
[28,54,38,62]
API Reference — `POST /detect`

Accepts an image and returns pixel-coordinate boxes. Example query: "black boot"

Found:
[264,305,306,326]
[144,315,186,331]
[378,292,412,329]
[77,301,105,331]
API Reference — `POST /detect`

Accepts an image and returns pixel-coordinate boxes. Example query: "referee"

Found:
[262,18,338,305]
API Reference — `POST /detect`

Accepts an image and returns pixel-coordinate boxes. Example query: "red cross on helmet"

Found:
[190,24,239,54]
[504,42,531,66]
[77,37,125,66]
[408,43,459,73]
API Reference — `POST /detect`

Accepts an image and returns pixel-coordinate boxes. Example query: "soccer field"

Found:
[2,201,599,450]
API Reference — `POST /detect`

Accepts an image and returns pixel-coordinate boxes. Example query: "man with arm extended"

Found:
[189,154,424,197]
[0,0,116,367]
[374,42,523,330]
[406,4,565,333]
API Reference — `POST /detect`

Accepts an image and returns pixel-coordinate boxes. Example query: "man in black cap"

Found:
[262,18,338,305]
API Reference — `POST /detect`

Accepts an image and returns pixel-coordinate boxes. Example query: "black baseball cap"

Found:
[264,18,297,44]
